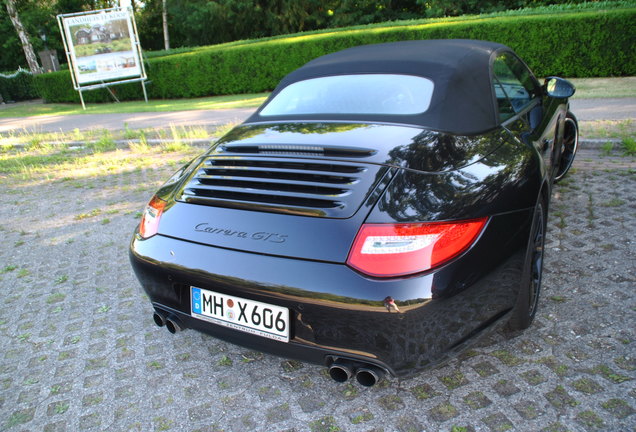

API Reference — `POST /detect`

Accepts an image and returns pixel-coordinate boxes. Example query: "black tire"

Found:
[507,198,547,331]
[554,111,578,183]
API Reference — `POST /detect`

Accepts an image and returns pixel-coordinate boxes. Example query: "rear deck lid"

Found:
[177,155,389,219]
[156,122,501,261]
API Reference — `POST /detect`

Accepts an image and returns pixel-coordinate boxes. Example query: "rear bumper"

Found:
[129,211,529,376]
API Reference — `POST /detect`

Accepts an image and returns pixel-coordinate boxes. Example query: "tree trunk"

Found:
[162,0,170,51]
[4,0,41,74]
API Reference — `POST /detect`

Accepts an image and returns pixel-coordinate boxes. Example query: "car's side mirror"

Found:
[544,77,576,98]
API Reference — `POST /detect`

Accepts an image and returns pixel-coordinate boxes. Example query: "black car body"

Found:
[130,40,577,383]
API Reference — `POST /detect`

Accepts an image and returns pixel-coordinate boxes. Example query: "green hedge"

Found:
[0,69,40,102]
[35,8,636,103]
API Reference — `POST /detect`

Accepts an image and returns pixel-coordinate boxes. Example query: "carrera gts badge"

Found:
[194,223,287,243]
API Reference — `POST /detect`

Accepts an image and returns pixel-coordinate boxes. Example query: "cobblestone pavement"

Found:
[0,148,634,432]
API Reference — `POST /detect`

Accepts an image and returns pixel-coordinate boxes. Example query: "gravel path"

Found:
[571,98,636,121]
[0,148,634,431]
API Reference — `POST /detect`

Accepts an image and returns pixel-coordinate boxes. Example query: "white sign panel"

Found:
[60,9,142,85]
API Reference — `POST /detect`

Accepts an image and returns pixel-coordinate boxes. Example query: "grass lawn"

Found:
[0,93,269,118]
[569,77,636,99]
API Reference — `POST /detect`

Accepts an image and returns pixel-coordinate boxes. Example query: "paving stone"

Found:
[187,403,213,422]
[43,421,67,432]
[17,388,40,404]
[83,374,103,389]
[378,394,405,411]
[545,385,579,412]
[492,379,520,397]
[81,392,104,407]
[571,377,603,395]
[517,339,543,355]
[396,415,424,432]
[46,400,70,416]
[114,403,141,421]
[346,407,374,424]
[298,395,326,413]
[4,408,35,428]
[308,416,339,432]
[541,423,569,432]
[79,412,101,430]
[409,383,439,400]
[613,355,636,371]
[490,349,524,367]
[439,370,469,389]
[463,391,492,410]
[513,400,543,420]
[521,369,548,385]
[600,398,635,419]
[429,402,459,422]
[538,356,571,377]
[266,403,292,423]
[575,410,605,431]
[481,412,513,431]
[472,361,499,377]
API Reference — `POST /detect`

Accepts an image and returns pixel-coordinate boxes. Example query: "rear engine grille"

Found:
[221,144,376,158]
[177,156,387,218]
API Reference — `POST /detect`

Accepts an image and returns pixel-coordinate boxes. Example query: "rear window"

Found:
[260,74,434,117]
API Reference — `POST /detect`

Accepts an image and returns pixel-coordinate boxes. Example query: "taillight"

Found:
[139,196,167,239]
[347,218,488,277]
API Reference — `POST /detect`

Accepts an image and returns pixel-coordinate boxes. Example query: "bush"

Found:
[35,8,636,103]
[0,69,40,102]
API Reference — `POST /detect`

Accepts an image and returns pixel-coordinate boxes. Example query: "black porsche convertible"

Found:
[130,39,578,386]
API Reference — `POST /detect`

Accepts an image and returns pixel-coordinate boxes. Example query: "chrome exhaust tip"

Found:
[355,366,384,387]
[165,316,182,334]
[328,361,354,383]
[153,311,166,327]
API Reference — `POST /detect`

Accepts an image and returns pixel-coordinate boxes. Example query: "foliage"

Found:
[2,1,635,72]
[1,0,54,72]
[0,68,39,101]
[135,0,629,50]
[136,0,333,51]
[0,1,125,72]
[34,7,636,103]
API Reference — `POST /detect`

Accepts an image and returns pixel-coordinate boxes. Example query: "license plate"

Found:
[191,287,289,342]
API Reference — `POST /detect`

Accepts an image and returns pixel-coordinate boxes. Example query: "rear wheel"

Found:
[554,112,578,182]
[508,198,547,331]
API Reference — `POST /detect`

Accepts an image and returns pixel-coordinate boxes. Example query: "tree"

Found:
[162,0,169,50]
[3,0,40,73]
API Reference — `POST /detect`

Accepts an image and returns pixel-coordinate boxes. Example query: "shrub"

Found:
[0,69,40,102]
[35,8,636,103]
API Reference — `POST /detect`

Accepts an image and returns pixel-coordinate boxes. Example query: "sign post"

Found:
[57,7,147,109]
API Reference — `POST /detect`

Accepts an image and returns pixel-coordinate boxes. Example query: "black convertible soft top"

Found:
[248,39,515,135]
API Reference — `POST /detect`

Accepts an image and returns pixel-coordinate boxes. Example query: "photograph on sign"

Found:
[61,9,141,84]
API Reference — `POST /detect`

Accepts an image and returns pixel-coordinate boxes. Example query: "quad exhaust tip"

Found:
[328,359,385,387]
[328,361,354,383]
[165,316,182,334]
[153,310,183,333]
[153,313,382,384]
[355,366,384,387]
[153,311,166,327]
